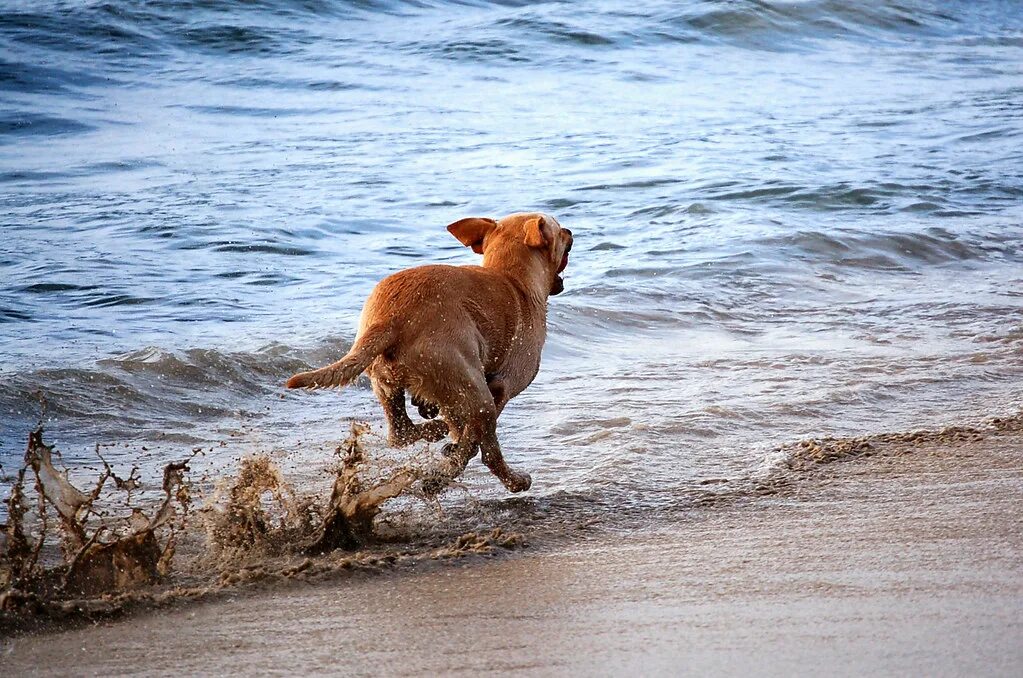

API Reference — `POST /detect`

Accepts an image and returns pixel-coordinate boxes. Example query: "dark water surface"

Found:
[1,1,1022,508]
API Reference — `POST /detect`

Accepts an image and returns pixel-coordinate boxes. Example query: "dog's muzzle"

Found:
[551,231,572,295]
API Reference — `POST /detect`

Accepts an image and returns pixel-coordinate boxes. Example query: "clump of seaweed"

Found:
[1,428,193,611]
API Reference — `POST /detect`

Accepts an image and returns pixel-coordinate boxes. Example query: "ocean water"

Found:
[1,0,1022,510]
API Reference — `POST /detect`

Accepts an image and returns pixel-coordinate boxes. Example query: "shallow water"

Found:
[2,0,1022,514]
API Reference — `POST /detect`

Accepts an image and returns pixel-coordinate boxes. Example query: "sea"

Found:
[2,0,1022,513]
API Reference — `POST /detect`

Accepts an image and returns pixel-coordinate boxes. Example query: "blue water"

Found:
[1,1,1022,505]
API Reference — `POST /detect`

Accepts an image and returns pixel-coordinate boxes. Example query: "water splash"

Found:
[1,429,192,604]
[1,422,505,628]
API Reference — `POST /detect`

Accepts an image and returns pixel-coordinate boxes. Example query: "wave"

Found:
[752,225,1021,270]
[692,177,1023,215]
[0,0,1015,152]
[0,0,1004,75]
[580,223,1021,289]
[0,112,94,141]
[0,339,352,447]
[655,0,961,50]
[390,1,985,65]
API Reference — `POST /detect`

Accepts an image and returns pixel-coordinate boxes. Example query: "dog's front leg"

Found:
[422,416,478,496]
[482,377,530,491]
[480,427,531,493]
[438,414,479,471]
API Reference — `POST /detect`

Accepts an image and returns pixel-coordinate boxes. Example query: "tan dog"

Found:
[286,212,573,492]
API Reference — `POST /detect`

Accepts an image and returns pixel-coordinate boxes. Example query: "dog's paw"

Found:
[411,395,439,420]
[418,420,448,443]
[503,471,532,493]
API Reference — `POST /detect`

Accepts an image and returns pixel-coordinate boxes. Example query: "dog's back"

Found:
[362,264,542,372]
[286,263,541,390]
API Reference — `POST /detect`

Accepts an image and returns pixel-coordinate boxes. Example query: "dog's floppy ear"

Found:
[447,217,497,255]
[523,215,549,249]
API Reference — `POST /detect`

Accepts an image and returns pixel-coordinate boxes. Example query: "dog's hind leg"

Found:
[444,382,530,493]
[373,380,415,447]
[373,380,446,447]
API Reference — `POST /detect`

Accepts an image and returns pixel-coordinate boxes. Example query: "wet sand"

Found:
[3,422,1022,676]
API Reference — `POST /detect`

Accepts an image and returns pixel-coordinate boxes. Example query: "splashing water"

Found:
[0,423,508,627]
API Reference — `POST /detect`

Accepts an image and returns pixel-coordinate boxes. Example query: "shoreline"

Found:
[3,415,1021,675]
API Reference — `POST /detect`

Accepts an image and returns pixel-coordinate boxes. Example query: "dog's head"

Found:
[447,212,573,296]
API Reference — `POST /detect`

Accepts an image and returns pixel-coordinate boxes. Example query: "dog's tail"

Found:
[285,323,394,390]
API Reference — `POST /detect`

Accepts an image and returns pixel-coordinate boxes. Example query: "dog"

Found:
[286,212,573,493]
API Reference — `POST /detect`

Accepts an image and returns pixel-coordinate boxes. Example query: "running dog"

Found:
[286,212,573,492]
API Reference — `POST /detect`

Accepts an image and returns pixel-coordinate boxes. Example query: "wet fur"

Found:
[287,212,573,492]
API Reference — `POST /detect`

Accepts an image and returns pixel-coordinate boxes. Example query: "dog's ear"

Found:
[523,215,549,249]
[447,217,497,255]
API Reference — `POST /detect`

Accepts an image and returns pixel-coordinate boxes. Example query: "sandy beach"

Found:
[3,416,1020,676]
